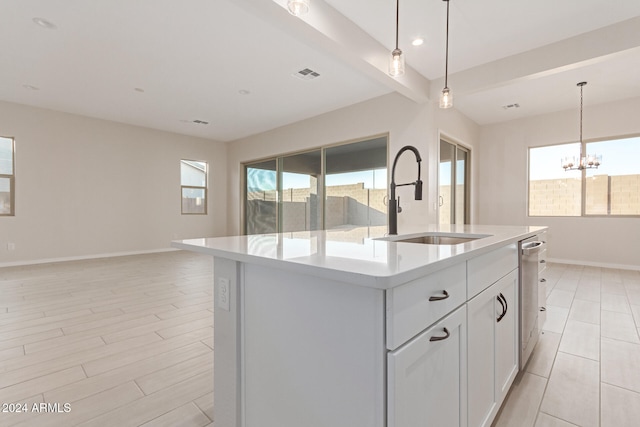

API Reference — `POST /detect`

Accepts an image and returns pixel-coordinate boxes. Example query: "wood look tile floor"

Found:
[495,263,640,427]
[2,252,640,426]
[0,251,214,427]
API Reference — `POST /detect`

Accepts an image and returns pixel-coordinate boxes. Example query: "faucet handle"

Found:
[397,197,402,213]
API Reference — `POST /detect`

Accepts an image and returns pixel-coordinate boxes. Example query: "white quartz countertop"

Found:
[171,224,547,289]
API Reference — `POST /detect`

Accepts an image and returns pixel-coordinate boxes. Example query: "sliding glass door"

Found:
[245,159,277,235]
[439,139,470,225]
[279,150,322,232]
[324,137,387,229]
[243,135,388,234]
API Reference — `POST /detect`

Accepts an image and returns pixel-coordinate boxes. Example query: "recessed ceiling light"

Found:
[23,84,40,91]
[412,38,424,46]
[238,89,250,95]
[32,17,57,29]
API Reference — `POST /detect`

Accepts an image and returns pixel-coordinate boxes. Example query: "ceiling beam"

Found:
[431,16,640,100]
[235,0,431,103]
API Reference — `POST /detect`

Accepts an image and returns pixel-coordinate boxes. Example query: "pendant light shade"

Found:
[440,87,453,109]
[287,0,310,16]
[389,0,405,77]
[439,0,453,109]
[390,48,405,77]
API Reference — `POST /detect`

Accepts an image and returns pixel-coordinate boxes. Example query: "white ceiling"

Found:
[1,0,640,142]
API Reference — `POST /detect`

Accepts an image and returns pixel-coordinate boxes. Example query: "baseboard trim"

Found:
[548,257,640,272]
[0,247,180,268]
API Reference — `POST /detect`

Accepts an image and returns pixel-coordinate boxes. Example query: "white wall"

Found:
[226,92,480,235]
[0,101,226,265]
[478,96,640,270]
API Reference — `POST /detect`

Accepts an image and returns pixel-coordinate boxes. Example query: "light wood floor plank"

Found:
[84,327,212,377]
[100,310,211,344]
[135,352,214,395]
[12,382,144,427]
[77,370,213,427]
[139,402,211,427]
[0,251,213,426]
[193,392,214,422]
[44,342,211,404]
[0,366,87,404]
[0,329,65,352]
[0,333,162,389]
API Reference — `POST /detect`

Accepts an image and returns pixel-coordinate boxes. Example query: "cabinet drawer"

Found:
[467,244,517,298]
[386,263,466,350]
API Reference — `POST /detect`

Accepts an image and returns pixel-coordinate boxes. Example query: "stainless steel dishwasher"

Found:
[519,236,545,369]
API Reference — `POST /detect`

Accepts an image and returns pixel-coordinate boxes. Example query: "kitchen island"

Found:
[172,224,547,427]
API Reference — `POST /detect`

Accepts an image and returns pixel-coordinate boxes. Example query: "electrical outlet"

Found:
[218,277,230,311]
[7,242,15,251]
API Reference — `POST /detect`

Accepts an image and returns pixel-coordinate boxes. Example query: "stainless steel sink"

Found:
[379,233,491,245]
[396,235,480,245]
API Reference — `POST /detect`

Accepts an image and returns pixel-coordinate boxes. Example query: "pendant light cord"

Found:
[580,83,583,145]
[395,0,400,50]
[444,0,450,88]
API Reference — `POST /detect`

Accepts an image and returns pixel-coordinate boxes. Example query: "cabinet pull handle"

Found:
[540,307,546,311]
[429,327,450,342]
[540,259,546,264]
[540,278,546,283]
[429,290,450,301]
[502,293,508,314]
[496,293,507,323]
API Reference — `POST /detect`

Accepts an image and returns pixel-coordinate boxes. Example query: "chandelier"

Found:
[562,82,602,171]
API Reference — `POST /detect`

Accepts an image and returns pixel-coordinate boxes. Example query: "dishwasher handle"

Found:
[521,241,545,255]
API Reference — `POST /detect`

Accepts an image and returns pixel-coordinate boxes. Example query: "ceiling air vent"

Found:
[293,68,321,80]
[502,103,520,110]
[192,120,209,125]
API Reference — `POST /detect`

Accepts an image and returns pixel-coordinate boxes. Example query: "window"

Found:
[243,135,388,234]
[181,160,207,215]
[528,136,640,217]
[0,136,15,216]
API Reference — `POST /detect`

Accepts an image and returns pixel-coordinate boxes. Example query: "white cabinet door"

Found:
[467,269,518,427]
[494,270,518,399]
[467,281,497,427]
[388,306,467,427]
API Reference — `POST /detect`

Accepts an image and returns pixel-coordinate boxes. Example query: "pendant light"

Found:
[561,82,602,171]
[439,0,453,109]
[287,0,310,17]
[389,0,405,77]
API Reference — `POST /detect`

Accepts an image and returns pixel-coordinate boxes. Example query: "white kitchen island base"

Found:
[173,225,547,427]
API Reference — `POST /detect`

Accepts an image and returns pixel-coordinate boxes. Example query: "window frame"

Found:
[438,136,471,225]
[527,134,640,218]
[0,136,15,217]
[180,159,208,215]
[241,133,389,235]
